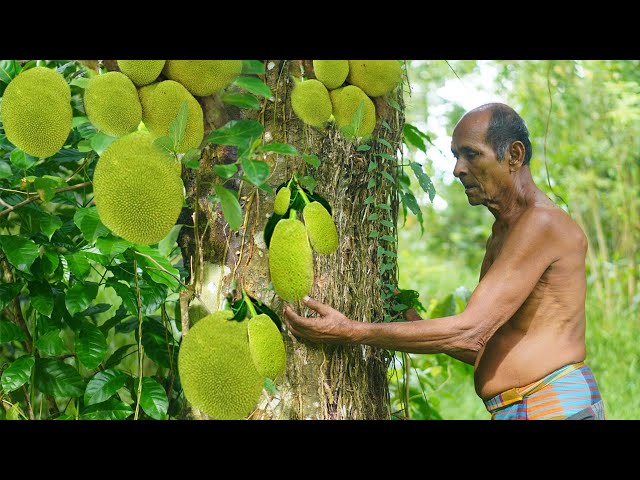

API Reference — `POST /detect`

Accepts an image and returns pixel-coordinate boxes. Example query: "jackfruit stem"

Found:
[243,289,258,318]
[297,187,311,206]
[288,209,297,220]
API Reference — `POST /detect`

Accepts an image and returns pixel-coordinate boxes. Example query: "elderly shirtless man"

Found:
[283,103,605,420]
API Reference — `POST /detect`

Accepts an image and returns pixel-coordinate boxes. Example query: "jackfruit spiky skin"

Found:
[92,131,184,245]
[291,79,332,128]
[330,85,376,138]
[178,310,264,420]
[347,60,403,97]
[273,187,291,216]
[117,60,166,87]
[1,66,72,158]
[268,218,314,302]
[247,314,286,380]
[162,60,243,97]
[83,72,142,138]
[313,60,349,90]
[138,80,204,153]
[303,201,338,255]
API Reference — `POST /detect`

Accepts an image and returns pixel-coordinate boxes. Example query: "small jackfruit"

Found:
[273,187,291,216]
[178,310,264,420]
[1,66,72,158]
[268,218,314,302]
[247,314,286,380]
[291,79,332,128]
[92,131,184,245]
[138,80,204,153]
[330,85,376,138]
[162,60,243,97]
[347,60,403,97]
[117,60,166,87]
[83,71,142,137]
[313,60,349,90]
[303,201,338,255]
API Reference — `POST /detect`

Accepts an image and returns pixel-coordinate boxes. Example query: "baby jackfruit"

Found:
[92,131,184,245]
[247,314,286,380]
[291,79,332,128]
[162,60,243,97]
[273,187,291,216]
[268,218,313,302]
[178,309,264,420]
[138,80,204,153]
[313,60,349,90]
[330,85,376,138]
[83,71,142,137]
[347,60,403,97]
[117,60,166,87]
[303,201,338,255]
[1,66,72,158]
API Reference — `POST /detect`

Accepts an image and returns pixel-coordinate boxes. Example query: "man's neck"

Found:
[487,167,540,228]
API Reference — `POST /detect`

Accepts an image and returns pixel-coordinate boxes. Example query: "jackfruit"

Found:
[178,309,264,420]
[247,313,286,380]
[138,80,204,153]
[268,218,313,302]
[92,131,184,245]
[290,79,332,128]
[303,201,338,255]
[0,66,72,158]
[330,85,376,138]
[117,60,166,87]
[83,71,142,137]
[347,60,403,97]
[162,60,243,97]
[273,187,291,215]
[313,60,349,90]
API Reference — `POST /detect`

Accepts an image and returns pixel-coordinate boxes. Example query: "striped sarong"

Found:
[483,362,605,420]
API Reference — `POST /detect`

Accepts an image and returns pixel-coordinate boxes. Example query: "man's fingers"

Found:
[283,304,308,325]
[302,296,330,315]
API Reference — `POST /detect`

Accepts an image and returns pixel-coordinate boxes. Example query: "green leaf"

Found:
[84,368,128,406]
[139,377,169,420]
[39,249,60,277]
[64,253,91,280]
[169,100,189,149]
[78,303,112,317]
[5,403,23,420]
[375,152,396,161]
[241,60,265,75]
[73,207,110,242]
[381,120,391,131]
[368,230,379,238]
[0,282,24,311]
[10,149,36,169]
[376,203,391,210]
[241,158,270,186]
[410,162,436,202]
[90,132,117,155]
[377,138,393,149]
[80,397,132,420]
[98,306,129,336]
[1,356,34,393]
[0,160,12,179]
[157,224,182,258]
[403,123,427,153]
[140,318,178,369]
[400,190,423,234]
[368,213,379,221]
[302,154,321,168]
[28,281,54,317]
[65,281,99,316]
[379,219,394,229]
[258,143,298,156]
[298,176,317,193]
[75,323,107,370]
[108,280,137,315]
[367,178,377,188]
[207,120,264,147]
[221,92,261,110]
[70,77,89,89]
[34,175,65,202]
[364,195,375,205]
[34,358,84,398]
[233,76,273,99]
[153,136,175,156]
[368,161,378,172]
[39,214,63,240]
[212,185,243,231]
[0,235,39,273]
[96,236,132,257]
[380,235,396,242]
[133,245,181,291]
[35,330,66,356]
[182,149,200,169]
[139,282,168,315]
[349,101,366,136]
[0,59,21,84]
[213,163,238,179]
[357,144,371,152]
[103,343,136,369]
[380,171,395,183]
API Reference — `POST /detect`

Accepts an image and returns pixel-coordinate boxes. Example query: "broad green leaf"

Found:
[35,330,66,356]
[108,280,137,315]
[5,403,23,420]
[80,397,132,420]
[207,120,264,147]
[367,178,376,188]
[182,149,200,169]
[403,123,427,153]
[96,236,132,257]
[73,207,110,242]
[133,245,180,291]
[70,77,89,89]
[258,143,298,156]
[368,161,378,172]
[302,154,321,168]
[213,163,238,179]
[368,213,379,221]
[10,149,36,169]
[153,136,175,156]
[103,343,136,369]
[241,158,270,186]
[34,175,65,202]
[138,282,167,314]
[157,224,182,258]
[98,306,129,335]
[84,368,128,406]
[39,249,59,277]
[364,195,375,205]
[0,235,39,273]
[379,219,394,229]
[75,323,107,370]
[76,121,97,139]
[212,185,242,231]
[90,132,116,155]
[139,377,169,420]
[233,76,273,98]
[39,214,63,240]
[221,92,261,110]
[357,144,371,152]
[0,282,24,311]
[380,235,396,242]
[241,60,266,75]
[34,358,84,398]
[65,281,99,316]
[349,101,366,136]
[0,160,12,179]
[410,162,436,202]
[368,230,379,238]
[1,355,34,392]
[28,281,54,317]
[375,152,396,161]
[169,101,189,149]
[64,253,91,280]
[376,203,391,210]
[377,138,393,149]
[298,176,316,193]
[78,303,112,317]
[0,59,21,84]
[380,171,395,183]
[54,414,74,420]
[140,318,178,369]
[400,190,423,234]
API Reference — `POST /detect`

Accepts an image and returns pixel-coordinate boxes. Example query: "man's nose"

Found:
[453,157,466,179]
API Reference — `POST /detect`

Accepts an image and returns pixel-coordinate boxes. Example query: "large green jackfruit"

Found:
[303,201,338,255]
[162,60,243,97]
[290,79,332,128]
[178,310,264,420]
[247,314,286,380]
[138,80,204,153]
[313,60,349,90]
[92,131,184,245]
[117,60,166,87]
[273,187,291,216]
[268,218,313,302]
[83,71,142,137]
[1,66,72,158]
[347,60,403,97]
[330,85,376,138]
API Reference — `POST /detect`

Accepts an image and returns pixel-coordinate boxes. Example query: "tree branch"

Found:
[0,182,91,218]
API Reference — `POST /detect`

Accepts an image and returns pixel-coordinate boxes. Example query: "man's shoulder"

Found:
[517,206,587,252]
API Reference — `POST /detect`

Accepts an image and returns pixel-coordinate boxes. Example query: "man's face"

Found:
[450,110,511,206]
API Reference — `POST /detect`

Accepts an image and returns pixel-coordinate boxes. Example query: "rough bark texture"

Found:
[179,60,405,419]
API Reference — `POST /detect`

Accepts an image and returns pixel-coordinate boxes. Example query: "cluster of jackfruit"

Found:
[291,60,403,139]
[178,309,286,420]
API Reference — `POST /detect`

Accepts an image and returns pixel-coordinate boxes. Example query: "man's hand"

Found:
[283,296,357,345]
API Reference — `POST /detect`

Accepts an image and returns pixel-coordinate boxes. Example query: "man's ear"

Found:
[508,141,525,171]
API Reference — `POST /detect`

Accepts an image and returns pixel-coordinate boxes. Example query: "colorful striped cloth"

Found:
[484,362,605,420]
